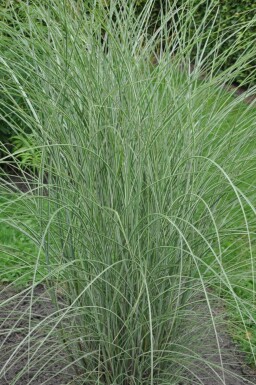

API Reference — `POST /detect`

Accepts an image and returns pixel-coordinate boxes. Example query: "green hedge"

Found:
[136,0,256,85]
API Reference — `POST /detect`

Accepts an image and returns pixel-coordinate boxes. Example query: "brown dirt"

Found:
[178,298,256,385]
[0,285,74,385]
[0,285,256,385]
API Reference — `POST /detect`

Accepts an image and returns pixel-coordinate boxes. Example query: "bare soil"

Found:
[0,285,73,385]
[180,303,256,385]
[0,285,256,385]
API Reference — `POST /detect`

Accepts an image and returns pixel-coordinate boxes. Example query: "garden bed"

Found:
[1,285,256,385]
[0,285,73,385]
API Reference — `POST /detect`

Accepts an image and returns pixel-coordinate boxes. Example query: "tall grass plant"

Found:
[0,1,256,383]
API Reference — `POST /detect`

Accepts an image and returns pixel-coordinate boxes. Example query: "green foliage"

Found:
[11,134,41,172]
[0,0,39,162]
[0,1,256,383]
[136,0,256,85]
[0,193,45,286]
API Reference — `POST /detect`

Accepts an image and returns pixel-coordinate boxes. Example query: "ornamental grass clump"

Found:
[0,1,256,384]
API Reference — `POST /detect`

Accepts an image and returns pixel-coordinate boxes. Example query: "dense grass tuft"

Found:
[0,1,256,383]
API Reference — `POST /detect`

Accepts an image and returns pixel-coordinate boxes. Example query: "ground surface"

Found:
[0,285,256,385]
[0,285,73,385]
[180,303,256,385]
